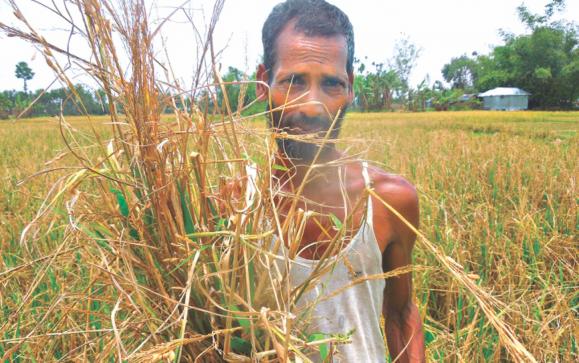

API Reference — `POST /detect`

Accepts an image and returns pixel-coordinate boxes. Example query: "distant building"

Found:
[478,87,530,110]
[458,93,477,102]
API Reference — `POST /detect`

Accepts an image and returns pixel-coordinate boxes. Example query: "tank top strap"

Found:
[361,161,374,225]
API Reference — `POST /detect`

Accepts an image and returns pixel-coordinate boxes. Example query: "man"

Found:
[255,0,425,361]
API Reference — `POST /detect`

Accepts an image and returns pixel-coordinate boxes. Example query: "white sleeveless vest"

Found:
[276,162,386,362]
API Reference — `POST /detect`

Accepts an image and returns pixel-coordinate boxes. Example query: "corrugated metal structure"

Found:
[478,87,530,110]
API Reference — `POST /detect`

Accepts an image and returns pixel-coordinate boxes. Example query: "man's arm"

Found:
[376,178,425,362]
[383,243,425,362]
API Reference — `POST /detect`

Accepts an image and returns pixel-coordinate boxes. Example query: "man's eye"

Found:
[323,79,345,88]
[284,76,304,85]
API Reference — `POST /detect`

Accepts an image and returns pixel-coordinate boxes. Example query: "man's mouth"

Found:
[283,125,323,135]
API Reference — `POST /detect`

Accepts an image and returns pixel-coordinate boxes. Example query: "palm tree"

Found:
[15,61,35,93]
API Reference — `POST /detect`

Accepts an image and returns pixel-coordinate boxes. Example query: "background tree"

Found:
[216,67,258,115]
[442,0,578,109]
[15,61,35,93]
[0,85,108,119]
[471,53,511,92]
[412,78,432,112]
[509,0,577,108]
[354,59,402,111]
[429,81,463,111]
[517,0,566,30]
[0,92,11,119]
[506,23,578,108]
[442,55,478,91]
[389,36,421,103]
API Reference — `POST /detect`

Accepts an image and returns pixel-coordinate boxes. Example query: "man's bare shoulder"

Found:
[368,165,417,206]
[367,165,419,233]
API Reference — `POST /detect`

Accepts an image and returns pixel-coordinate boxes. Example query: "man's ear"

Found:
[256,64,269,101]
[347,71,355,104]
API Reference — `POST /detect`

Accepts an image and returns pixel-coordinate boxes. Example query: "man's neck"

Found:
[273,149,344,194]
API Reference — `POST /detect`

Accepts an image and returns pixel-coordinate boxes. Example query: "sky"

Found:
[0,0,578,92]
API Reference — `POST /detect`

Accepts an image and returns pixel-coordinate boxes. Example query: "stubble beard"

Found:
[266,103,347,164]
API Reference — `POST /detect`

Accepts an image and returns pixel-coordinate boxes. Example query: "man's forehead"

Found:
[276,20,348,50]
[274,22,348,69]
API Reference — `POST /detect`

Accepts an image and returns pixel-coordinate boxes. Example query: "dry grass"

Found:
[2,111,577,361]
[1,0,578,361]
[342,111,578,361]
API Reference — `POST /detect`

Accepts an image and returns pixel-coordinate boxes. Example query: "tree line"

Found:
[442,1,578,109]
[1,0,576,119]
[0,86,109,119]
[2,61,109,119]
[354,0,578,111]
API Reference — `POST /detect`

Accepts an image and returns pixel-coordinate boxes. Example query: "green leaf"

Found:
[272,164,289,171]
[231,336,252,355]
[110,188,129,217]
[534,67,552,80]
[129,228,140,240]
[83,228,113,253]
[48,268,60,293]
[308,333,329,361]
[229,305,251,334]
[425,330,436,345]
[109,189,140,240]
[248,260,255,303]
[216,218,227,231]
[177,184,196,235]
[532,237,541,257]
[167,245,210,275]
[329,213,343,230]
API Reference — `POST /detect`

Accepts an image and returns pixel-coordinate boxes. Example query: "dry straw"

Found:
[0,0,538,362]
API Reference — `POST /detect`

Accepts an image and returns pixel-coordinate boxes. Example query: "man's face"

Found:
[258,23,354,163]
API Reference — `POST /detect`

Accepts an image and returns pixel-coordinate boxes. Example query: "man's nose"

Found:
[298,86,327,119]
